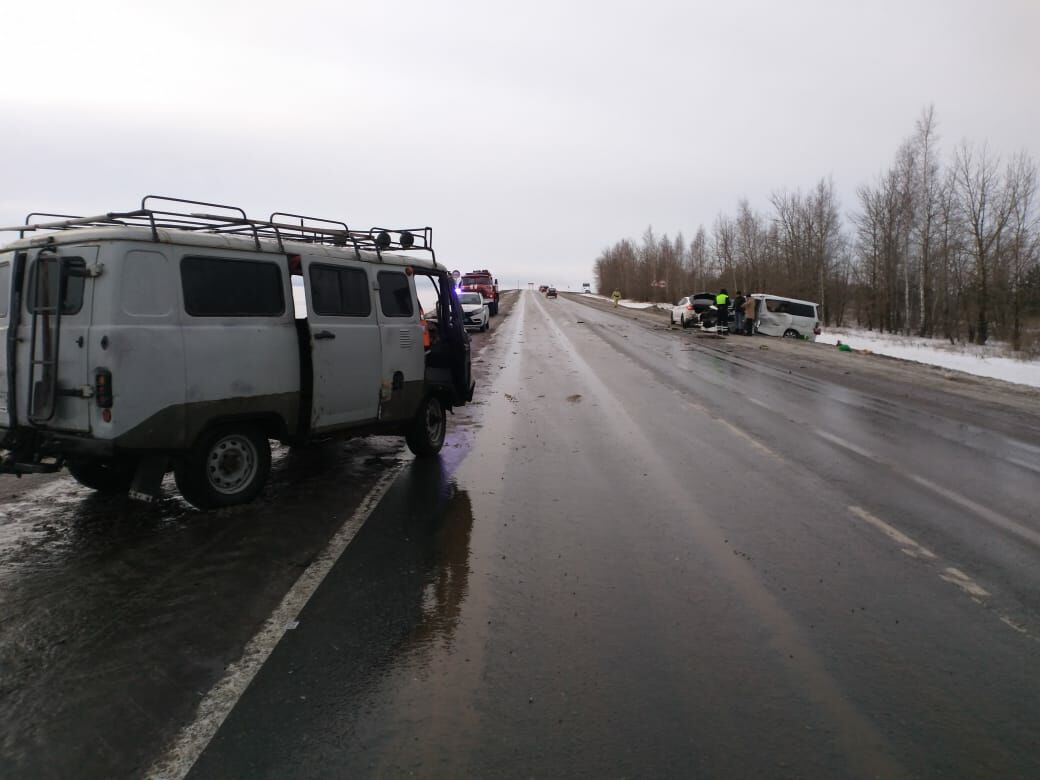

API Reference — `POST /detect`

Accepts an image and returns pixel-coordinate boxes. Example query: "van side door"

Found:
[303,259,381,429]
[755,298,789,337]
[374,269,425,422]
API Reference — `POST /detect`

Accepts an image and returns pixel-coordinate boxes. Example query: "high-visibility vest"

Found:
[715,293,729,306]
[419,308,431,348]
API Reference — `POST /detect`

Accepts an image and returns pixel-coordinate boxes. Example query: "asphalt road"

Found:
[4,289,1040,778]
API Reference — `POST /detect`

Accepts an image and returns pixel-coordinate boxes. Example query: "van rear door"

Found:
[302,258,381,429]
[14,246,96,432]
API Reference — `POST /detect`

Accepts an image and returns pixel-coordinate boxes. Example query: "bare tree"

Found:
[953,141,1014,344]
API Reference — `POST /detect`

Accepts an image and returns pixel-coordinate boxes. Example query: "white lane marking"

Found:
[814,429,878,461]
[714,417,782,460]
[819,429,1040,552]
[1007,456,1040,476]
[939,567,991,599]
[848,505,1040,642]
[146,465,404,780]
[747,396,771,409]
[904,472,1040,550]
[849,506,937,560]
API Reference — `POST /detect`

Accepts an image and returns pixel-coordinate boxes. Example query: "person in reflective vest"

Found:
[715,289,730,334]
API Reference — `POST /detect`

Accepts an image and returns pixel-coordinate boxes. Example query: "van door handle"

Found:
[313,330,336,340]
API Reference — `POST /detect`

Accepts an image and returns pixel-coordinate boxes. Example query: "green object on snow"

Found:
[837,343,852,352]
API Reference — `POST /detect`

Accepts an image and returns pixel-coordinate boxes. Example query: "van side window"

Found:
[28,256,85,315]
[181,256,285,317]
[378,271,414,318]
[309,265,371,317]
[786,301,816,318]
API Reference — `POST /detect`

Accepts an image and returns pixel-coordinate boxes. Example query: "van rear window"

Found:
[181,256,285,317]
[28,256,86,315]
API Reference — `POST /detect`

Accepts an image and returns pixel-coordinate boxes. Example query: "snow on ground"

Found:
[584,293,667,310]
[816,328,1040,389]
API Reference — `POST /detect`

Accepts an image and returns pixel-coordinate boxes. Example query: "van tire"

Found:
[782,329,799,338]
[66,457,138,494]
[175,425,271,509]
[406,395,446,457]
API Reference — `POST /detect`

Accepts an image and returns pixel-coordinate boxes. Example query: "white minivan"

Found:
[750,294,821,341]
[0,197,474,508]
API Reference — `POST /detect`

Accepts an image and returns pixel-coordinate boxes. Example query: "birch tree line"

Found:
[593,107,1040,349]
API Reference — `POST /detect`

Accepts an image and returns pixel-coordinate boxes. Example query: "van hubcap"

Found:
[207,434,257,494]
[425,401,444,443]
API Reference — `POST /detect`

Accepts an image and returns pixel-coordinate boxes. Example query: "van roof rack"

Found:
[2,195,435,262]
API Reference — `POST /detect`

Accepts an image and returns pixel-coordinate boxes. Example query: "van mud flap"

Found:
[128,455,169,502]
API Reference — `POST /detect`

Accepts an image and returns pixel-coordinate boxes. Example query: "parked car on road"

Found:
[458,291,489,332]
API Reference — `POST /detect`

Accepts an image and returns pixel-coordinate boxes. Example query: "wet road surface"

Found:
[4,289,1040,777]
[188,291,1039,778]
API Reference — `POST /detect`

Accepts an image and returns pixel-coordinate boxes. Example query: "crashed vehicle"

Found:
[0,196,473,508]
[671,292,718,329]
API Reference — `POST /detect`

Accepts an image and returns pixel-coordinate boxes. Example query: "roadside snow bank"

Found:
[816,328,1040,389]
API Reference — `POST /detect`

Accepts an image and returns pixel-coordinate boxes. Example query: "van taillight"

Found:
[686,304,694,311]
[95,369,113,408]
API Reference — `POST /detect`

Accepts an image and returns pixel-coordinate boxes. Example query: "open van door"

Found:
[301,258,382,429]
[12,246,97,433]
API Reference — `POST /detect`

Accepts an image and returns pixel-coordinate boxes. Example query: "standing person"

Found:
[714,288,729,334]
[732,290,746,335]
[611,289,622,307]
[743,294,756,335]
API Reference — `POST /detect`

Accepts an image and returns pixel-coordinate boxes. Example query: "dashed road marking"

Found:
[848,505,1040,643]
[939,566,991,599]
[819,429,1040,551]
[849,506,936,560]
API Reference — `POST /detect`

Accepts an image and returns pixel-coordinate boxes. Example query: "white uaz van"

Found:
[0,197,474,508]
[750,294,821,341]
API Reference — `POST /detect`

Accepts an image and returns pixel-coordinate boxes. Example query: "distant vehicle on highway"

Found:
[458,291,490,332]
[582,282,591,293]
[751,294,821,341]
[546,287,558,299]
[538,285,549,293]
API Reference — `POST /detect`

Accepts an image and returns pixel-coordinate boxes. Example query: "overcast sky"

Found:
[2,0,1038,289]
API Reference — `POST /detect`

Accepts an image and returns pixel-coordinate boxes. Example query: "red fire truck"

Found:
[459,269,500,315]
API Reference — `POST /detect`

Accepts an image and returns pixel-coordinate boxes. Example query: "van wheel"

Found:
[66,457,138,493]
[406,395,446,457]
[175,425,271,509]
[782,328,800,338]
